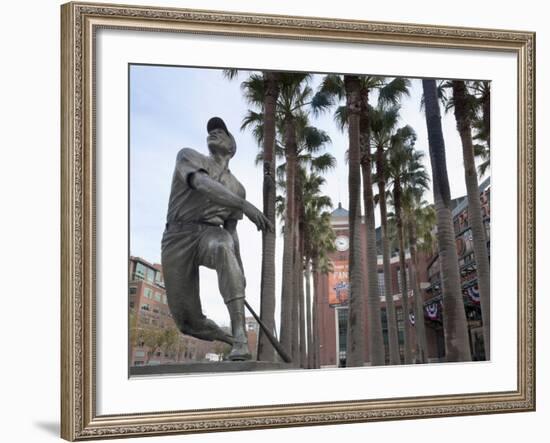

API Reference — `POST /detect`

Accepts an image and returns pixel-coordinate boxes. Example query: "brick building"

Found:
[129,257,224,366]
[423,178,491,361]
[315,178,489,367]
[315,204,431,367]
[129,256,259,366]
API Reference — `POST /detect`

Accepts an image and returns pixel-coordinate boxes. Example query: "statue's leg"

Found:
[197,227,251,361]
[161,230,232,345]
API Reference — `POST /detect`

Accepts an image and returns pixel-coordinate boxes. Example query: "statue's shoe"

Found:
[227,342,252,361]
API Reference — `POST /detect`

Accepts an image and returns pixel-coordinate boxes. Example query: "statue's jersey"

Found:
[166,148,245,226]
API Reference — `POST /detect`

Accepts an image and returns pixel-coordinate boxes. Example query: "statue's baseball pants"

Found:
[161,224,245,340]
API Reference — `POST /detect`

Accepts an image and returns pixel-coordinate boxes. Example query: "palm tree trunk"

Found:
[297,221,307,368]
[376,145,401,365]
[305,259,313,368]
[452,80,491,359]
[408,222,429,363]
[422,79,472,362]
[292,170,306,368]
[312,263,320,368]
[257,72,279,361]
[279,118,297,361]
[344,75,366,367]
[360,151,385,366]
[393,181,413,364]
[291,210,300,366]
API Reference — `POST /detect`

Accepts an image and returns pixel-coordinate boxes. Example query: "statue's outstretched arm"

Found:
[189,171,273,232]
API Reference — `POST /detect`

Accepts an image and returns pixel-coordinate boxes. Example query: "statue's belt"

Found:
[164,220,221,233]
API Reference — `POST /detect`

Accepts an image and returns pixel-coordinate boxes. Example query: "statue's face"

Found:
[207,128,236,157]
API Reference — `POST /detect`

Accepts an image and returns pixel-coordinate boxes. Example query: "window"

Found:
[141,304,150,311]
[396,307,404,332]
[396,307,405,358]
[154,292,162,302]
[144,287,153,299]
[129,286,137,295]
[162,294,168,304]
[337,308,348,367]
[146,267,156,283]
[377,272,385,296]
[155,272,164,285]
[134,263,147,280]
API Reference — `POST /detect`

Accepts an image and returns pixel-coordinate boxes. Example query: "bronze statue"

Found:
[161,117,273,361]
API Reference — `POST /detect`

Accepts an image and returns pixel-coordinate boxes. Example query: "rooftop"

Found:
[331,202,349,218]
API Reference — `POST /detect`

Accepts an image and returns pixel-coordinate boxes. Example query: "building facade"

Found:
[129,256,259,366]
[315,179,490,366]
[423,178,491,361]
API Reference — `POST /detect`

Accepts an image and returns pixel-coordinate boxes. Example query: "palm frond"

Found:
[223,68,239,80]
[378,77,411,106]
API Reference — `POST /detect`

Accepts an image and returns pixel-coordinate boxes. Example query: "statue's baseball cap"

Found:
[207,117,231,136]
[206,116,236,157]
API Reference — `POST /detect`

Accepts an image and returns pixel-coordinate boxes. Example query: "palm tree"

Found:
[302,172,334,368]
[276,169,334,368]
[386,131,429,364]
[341,75,367,366]
[269,118,335,366]
[314,75,404,366]
[310,215,337,368]
[311,74,366,366]
[225,70,280,361]
[470,80,491,178]
[449,80,491,359]
[403,194,433,363]
[422,79,472,362]
[241,72,314,360]
[292,128,334,367]
[369,104,404,365]
[358,90,386,367]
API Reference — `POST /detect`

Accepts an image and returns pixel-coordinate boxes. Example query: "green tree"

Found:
[160,325,180,360]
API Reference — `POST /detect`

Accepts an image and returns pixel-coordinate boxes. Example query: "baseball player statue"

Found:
[161,117,273,361]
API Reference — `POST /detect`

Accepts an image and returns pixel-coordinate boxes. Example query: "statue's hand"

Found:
[243,201,274,232]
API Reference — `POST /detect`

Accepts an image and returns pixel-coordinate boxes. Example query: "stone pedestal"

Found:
[129,361,294,376]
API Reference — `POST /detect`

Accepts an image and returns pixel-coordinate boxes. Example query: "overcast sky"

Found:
[129,64,487,327]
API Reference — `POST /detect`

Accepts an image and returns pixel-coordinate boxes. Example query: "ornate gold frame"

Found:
[61,1,536,440]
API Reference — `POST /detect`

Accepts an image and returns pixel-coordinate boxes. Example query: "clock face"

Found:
[335,235,349,252]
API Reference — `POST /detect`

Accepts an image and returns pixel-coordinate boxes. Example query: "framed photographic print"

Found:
[61,1,536,440]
